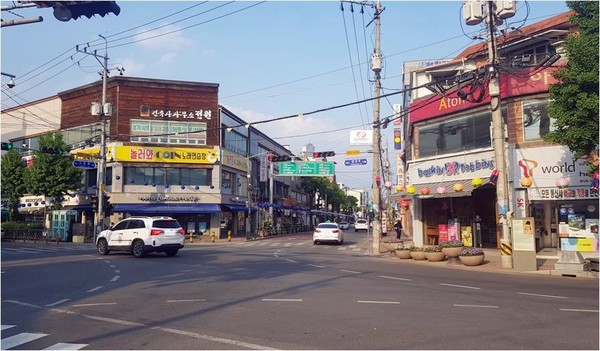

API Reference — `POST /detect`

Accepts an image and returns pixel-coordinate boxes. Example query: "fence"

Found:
[1,228,64,243]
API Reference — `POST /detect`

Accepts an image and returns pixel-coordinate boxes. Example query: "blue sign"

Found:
[73,159,97,169]
[344,158,368,166]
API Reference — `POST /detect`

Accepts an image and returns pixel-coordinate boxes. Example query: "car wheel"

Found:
[165,249,179,257]
[313,241,318,245]
[355,229,358,232]
[132,240,145,258]
[339,239,344,245]
[97,238,110,255]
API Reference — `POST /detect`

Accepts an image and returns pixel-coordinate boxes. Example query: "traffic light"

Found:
[313,151,335,160]
[103,193,112,214]
[1,142,13,151]
[34,1,121,22]
[381,117,390,129]
[268,155,292,162]
[90,195,99,212]
[39,147,62,154]
[394,128,402,150]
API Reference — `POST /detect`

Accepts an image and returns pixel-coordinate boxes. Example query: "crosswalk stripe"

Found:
[1,332,48,349]
[43,342,88,350]
[1,325,16,330]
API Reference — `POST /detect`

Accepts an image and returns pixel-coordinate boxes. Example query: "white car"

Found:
[354,219,369,232]
[338,221,350,230]
[96,216,185,258]
[313,222,344,245]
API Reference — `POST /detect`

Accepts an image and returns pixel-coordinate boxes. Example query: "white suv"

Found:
[354,219,369,232]
[96,216,185,258]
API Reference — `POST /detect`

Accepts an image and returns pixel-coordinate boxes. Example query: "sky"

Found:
[0,0,569,192]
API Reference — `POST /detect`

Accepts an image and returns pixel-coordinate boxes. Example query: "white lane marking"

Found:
[114,270,120,274]
[262,298,303,302]
[284,258,297,263]
[1,325,16,330]
[3,300,42,309]
[72,303,117,307]
[167,299,206,303]
[517,292,567,299]
[559,308,599,313]
[109,265,116,268]
[379,275,411,281]
[45,299,70,307]
[357,300,400,305]
[454,304,499,308]
[341,269,362,274]
[1,332,48,349]
[152,326,276,350]
[110,275,120,282]
[439,283,481,290]
[83,315,145,326]
[103,260,111,264]
[86,286,103,293]
[352,248,361,251]
[43,342,88,350]
[307,264,325,268]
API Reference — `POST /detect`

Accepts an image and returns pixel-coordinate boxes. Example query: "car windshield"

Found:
[357,220,366,223]
[317,223,338,229]
[339,222,348,225]
[153,220,181,229]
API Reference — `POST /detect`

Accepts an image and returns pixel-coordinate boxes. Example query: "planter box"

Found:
[442,246,463,258]
[459,254,485,266]
[410,251,427,260]
[395,249,412,259]
[425,251,446,262]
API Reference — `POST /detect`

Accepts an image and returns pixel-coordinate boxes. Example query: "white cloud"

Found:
[158,52,178,64]
[135,23,193,50]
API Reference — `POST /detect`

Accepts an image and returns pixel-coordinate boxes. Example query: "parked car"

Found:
[313,222,344,245]
[338,221,350,230]
[354,219,369,232]
[96,216,185,258]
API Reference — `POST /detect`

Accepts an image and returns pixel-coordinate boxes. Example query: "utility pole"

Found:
[78,35,110,242]
[483,1,513,268]
[370,0,383,255]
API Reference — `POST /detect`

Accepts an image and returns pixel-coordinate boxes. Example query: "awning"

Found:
[389,178,492,200]
[113,203,221,214]
[222,204,254,212]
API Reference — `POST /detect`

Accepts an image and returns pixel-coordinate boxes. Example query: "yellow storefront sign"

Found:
[115,146,219,164]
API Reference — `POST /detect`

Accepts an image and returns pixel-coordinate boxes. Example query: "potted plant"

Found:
[409,246,426,260]
[458,247,485,266]
[395,244,413,259]
[380,236,403,253]
[424,245,446,262]
[439,239,464,258]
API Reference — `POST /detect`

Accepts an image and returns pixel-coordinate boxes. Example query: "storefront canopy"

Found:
[113,203,221,214]
[389,178,492,200]
[222,204,256,212]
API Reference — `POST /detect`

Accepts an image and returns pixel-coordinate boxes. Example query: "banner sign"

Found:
[115,146,219,164]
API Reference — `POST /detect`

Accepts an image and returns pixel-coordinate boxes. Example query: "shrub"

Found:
[439,239,464,248]
[409,246,423,252]
[424,245,442,252]
[396,244,413,251]
[459,247,484,256]
[1,222,45,230]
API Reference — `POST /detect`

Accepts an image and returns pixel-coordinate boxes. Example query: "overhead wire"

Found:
[340,2,366,125]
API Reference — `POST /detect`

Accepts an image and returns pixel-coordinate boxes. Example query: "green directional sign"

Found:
[278,161,335,177]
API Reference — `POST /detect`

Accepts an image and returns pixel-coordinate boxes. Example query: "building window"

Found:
[417,109,499,158]
[130,119,207,145]
[523,99,554,141]
[124,167,211,186]
[222,171,235,192]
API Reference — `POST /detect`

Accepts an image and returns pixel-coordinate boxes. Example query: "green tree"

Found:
[545,1,599,172]
[1,149,29,220]
[26,133,84,210]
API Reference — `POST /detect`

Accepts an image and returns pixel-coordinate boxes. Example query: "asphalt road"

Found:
[2,232,598,350]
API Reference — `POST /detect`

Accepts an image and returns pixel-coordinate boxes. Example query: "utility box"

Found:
[51,210,78,241]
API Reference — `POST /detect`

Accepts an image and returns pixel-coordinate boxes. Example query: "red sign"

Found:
[409,66,560,124]
[438,224,448,243]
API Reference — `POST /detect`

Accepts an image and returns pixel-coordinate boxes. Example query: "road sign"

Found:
[72,159,97,169]
[278,161,335,176]
[346,149,360,155]
[344,158,368,166]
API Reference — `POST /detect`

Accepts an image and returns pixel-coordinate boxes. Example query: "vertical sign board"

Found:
[512,217,537,271]
[259,155,268,182]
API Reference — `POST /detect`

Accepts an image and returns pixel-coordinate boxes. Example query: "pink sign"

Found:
[447,220,460,241]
